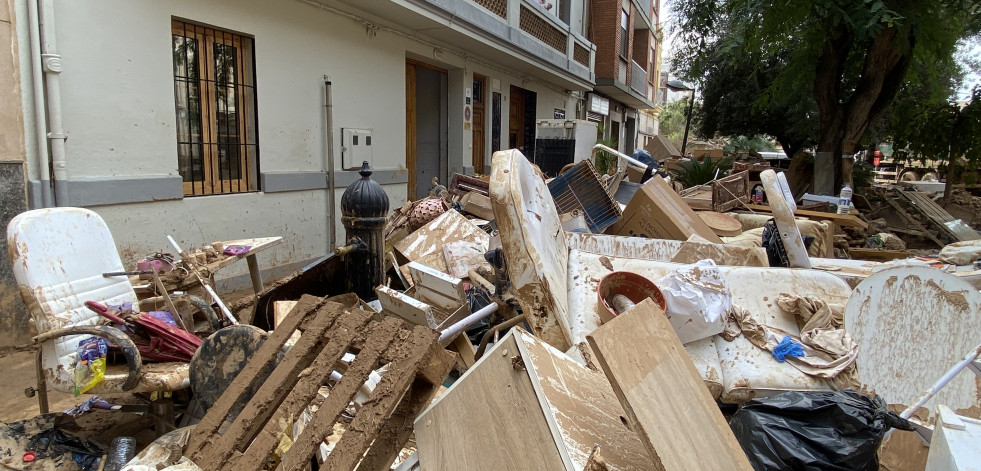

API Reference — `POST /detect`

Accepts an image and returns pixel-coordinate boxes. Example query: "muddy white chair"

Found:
[7,207,189,412]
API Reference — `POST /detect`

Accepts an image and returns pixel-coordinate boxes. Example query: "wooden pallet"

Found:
[679,170,750,212]
[184,295,455,471]
[895,190,963,243]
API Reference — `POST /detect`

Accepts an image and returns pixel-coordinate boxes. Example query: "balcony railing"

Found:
[470,0,595,73]
[630,60,647,94]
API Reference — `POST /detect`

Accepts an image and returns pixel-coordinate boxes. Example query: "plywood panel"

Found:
[515,331,651,470]
[414,335,566,470]
[587,299,753,471]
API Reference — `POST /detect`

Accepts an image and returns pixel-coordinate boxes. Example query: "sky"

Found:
[956,38,981,102]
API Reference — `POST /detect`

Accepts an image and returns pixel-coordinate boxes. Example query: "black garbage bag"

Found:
[729,390,913,471]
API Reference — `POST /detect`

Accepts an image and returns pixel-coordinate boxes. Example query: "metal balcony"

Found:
[630,61,646,94]
[336,0,596,90]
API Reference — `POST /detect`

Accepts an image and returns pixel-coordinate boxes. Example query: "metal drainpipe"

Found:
[325,77,337,252]
[27,0,52,207]
[38,0,68,205]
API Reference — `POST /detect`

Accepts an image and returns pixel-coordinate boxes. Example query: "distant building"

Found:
[585,0,663,154]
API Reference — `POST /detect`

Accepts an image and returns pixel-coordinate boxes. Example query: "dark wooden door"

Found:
[509,85,525,151]
[473,75,486,173]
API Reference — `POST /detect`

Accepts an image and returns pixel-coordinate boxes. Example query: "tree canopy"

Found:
[695,43,816,158]
[670,0,981,194]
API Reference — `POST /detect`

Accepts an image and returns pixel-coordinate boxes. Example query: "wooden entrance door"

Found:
[509,85,525,151]
[472,75,486,173]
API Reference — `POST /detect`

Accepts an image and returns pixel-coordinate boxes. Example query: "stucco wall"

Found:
[21,0,576,287]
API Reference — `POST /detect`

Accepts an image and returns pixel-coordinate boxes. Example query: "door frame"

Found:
[405,58,449,198]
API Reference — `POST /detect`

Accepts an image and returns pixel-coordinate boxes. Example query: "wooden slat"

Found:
[321,325,439,471]
[741,204,869,229]
[198,302,347,466]
[407,262,466,313]
[883,196,945,247]
[902,191,954,223]
[375,285,436,328]
[357,345,456,471]
[231,310,374,456]
[586,299,753,471]
[238,314,394,469]
[275,322,407,471]
[186,295,330,457]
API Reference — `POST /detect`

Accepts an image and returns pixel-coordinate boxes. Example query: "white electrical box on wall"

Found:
[341,128,373,170]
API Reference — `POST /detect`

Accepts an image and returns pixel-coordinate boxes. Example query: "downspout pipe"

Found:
[325,77,337,252]
[38,0,67,205]
[26,0,52,207]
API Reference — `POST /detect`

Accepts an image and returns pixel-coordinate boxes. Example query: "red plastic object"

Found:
[84,301,202,362]
[23,452,35,462]
[597,271,666,323]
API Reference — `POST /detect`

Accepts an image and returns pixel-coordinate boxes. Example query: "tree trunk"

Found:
[811,21,916,195]
[812,25,850,195]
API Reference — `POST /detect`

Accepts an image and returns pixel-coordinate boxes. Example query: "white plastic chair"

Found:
[7,207,189,412]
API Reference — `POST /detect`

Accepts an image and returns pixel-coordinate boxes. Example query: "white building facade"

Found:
[11,0,595,293]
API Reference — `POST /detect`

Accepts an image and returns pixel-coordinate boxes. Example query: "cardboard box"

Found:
[605,176,724,243]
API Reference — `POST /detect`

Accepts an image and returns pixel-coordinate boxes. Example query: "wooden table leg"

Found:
[246,254,263,294]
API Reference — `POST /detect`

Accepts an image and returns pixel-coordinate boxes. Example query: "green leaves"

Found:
[671,156,734,187]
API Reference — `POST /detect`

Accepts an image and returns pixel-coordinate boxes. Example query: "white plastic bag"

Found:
[939,239,981,265]
[657,259,731,343]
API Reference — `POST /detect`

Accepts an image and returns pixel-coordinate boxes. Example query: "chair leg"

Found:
[152,397,176,437]
[35,348,49,414]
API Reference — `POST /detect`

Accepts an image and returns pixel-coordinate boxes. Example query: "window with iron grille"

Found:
[172,19,259,196]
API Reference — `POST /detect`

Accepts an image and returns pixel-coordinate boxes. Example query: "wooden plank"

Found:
[586,299,753,471]
[451,334,476,369]
[460,191,496,220]
[375,285,437,328]
[240,315,396,470]
[903,191,955,223]
[394,210,489,263]
[514,331,652,471]
[882,196,946,247]
[848,248,910,261]
[273,300,298,328]
[358,344,456,471]
[414,335,568,470]
[186,295,330,457]
[198,303,347,466]
[741,204,869,229]
[319,325,439,471]
[407,262,466,313]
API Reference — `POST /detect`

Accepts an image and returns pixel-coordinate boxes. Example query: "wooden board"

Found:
[414,335,569,470]
[514,331,651,470]
[586,299,753,471]
[375,285,436,328]
[407,262,466,313]
[394,210,489,263]
[605,176,724,243]
[696,211,743,237]
[741,204,869,229]
[847,248,910,261]
[460,191,495,220]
